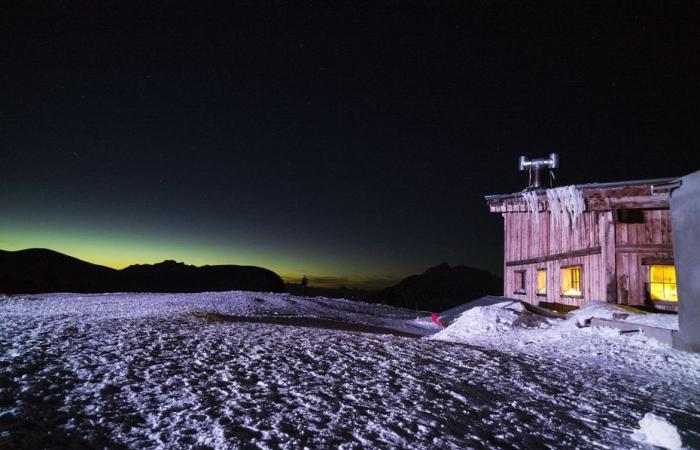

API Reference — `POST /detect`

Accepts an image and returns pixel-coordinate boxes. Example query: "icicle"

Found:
[570,186,585,227]
[546,188,561,229]
[545,185,584,229]
[521,191,540,228]
[560,188,571,228]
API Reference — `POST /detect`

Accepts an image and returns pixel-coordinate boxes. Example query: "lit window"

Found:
[537,269,547,295]
[561,266,582,297]
[650,265,677,302]
[514,270,526,294]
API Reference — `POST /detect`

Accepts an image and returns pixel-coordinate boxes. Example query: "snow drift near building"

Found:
[431,300,553,341]
[433,300,680,344]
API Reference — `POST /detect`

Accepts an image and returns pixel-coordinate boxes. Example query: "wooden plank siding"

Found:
[504,209,601,263]
[613,209,674,306]
[505,254,605,307]
[494,184,674,309]
[599,211,617,303]
[503,207,605,308]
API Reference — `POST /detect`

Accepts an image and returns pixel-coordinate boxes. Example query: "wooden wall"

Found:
[503,209,600,262]
[497,193,673,308]
[503,209,604,307]
[505,254,604,307]
[614,209,673,306]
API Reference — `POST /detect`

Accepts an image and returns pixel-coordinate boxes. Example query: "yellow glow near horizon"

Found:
[0,222,399,289]
[1,222,292,269]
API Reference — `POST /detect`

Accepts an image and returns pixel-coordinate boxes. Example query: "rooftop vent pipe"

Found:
[518,153,559,190]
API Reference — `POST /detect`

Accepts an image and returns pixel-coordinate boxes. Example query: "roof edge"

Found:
[484,177,679,201]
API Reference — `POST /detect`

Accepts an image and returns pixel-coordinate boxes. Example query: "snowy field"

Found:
[1,292,699,449]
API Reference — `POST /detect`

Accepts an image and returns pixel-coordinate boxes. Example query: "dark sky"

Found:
[1,2,698,287]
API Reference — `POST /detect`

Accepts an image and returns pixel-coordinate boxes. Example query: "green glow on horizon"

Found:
[0,221,401,289]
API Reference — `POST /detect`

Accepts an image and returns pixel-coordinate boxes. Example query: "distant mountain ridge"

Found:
[371,262,503,312]
[0,248,285,294]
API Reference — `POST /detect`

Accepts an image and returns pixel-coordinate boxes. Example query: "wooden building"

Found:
[485,178,678,311]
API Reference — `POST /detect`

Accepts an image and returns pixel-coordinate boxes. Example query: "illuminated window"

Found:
[514,270,526,294]
[561,266,582,297]
[537,269,547,295]
[650,265,677,302]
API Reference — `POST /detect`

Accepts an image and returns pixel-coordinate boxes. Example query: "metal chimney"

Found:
[518,153,559,189]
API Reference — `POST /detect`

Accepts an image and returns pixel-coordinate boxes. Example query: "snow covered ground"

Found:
[1,292,699,449]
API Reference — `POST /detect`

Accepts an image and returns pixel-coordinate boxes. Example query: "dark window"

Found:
[617,209,645,223]
[514,270,526,294]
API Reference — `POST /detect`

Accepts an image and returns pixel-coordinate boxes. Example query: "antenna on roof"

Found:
[518,153,559,190]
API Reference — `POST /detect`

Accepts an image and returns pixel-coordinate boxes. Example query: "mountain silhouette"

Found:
[118,259,284,293]
[0,248,284,294]
[371,262,502,312]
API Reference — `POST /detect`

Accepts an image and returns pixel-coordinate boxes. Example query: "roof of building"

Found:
[483,177,678,201]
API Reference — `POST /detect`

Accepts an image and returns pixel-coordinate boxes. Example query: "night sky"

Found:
[2,2,698,288]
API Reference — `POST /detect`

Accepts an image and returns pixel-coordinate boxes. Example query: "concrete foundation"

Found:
[670,170,700,352]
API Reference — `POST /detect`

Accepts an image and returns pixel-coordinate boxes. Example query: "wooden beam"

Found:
[586,196,670,211]
[506,246,601,267]
[489,191,669,213]
[609,196,669,209]
[599,211,617,303]
[641,257,674,265]
[615,244,673,253]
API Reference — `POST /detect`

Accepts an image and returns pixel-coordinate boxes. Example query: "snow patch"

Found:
[431,301,550,341]
[631,413,683,450]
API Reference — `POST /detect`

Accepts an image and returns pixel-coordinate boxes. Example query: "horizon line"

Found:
[1,247,404,290]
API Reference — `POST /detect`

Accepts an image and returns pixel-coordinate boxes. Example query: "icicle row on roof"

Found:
[521,186,585,230]
[546,186,585,229]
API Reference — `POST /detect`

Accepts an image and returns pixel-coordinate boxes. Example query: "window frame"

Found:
[536,268,547,296]
[648,265,677,302]
[560,265,583,298]
[513,270,527,295]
